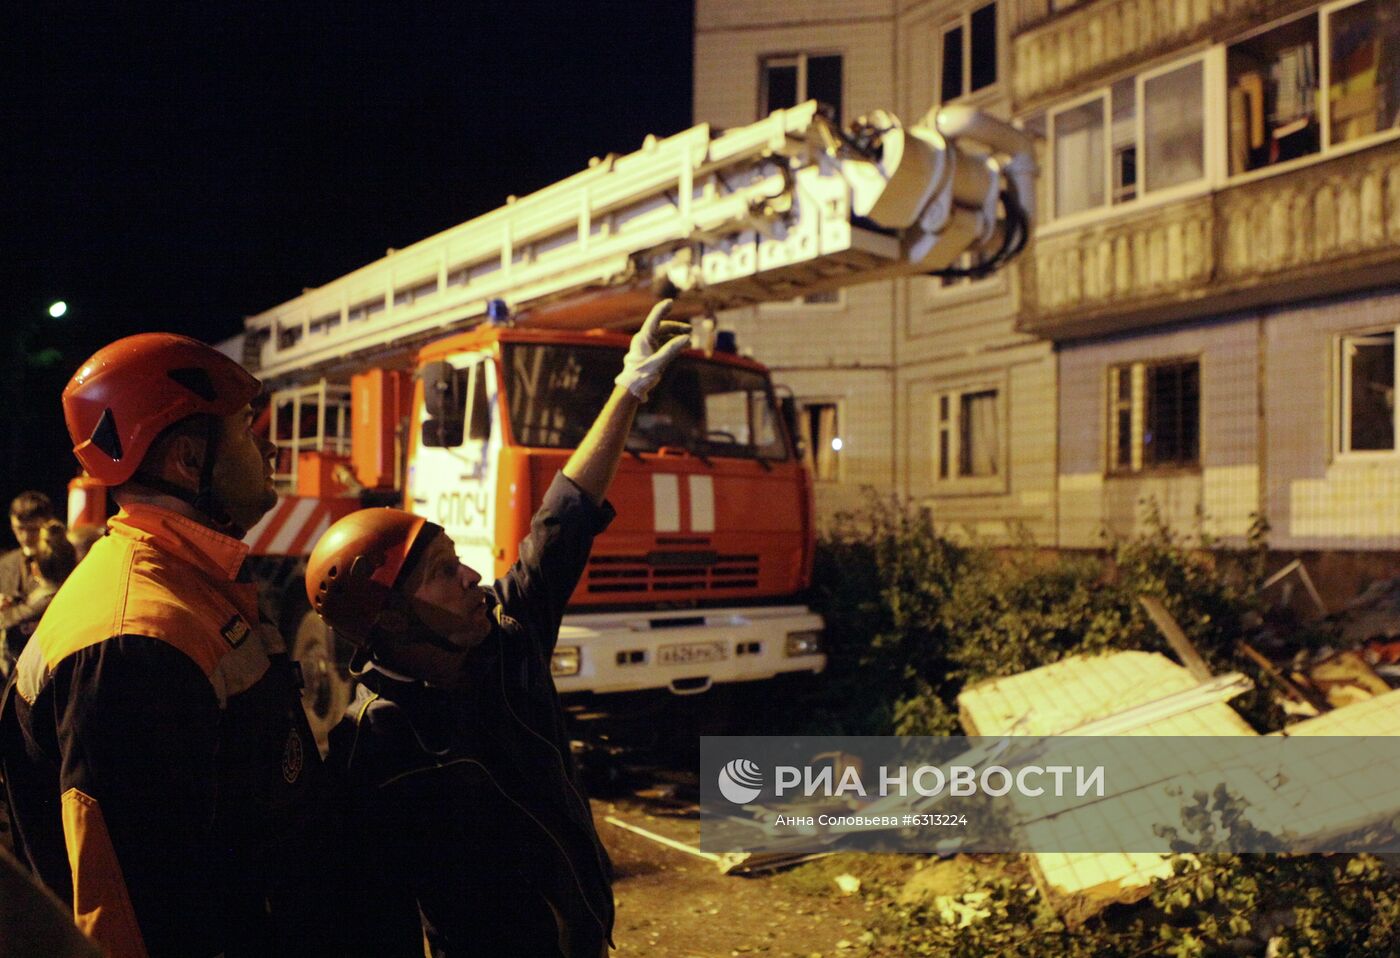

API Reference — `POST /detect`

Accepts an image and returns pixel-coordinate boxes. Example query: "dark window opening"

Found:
[941,26,965,102]
[970,3,998,92]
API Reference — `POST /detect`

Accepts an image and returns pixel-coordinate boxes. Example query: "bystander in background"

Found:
[0,492,55,608]
[0,520,77,677]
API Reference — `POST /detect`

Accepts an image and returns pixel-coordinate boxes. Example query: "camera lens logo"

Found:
[717,758,764,804]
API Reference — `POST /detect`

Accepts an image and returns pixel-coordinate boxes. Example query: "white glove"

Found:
[615,299,691,402]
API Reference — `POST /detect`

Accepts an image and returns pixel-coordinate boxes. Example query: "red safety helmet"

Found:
[63,333,261,486]
[305,508,443,647]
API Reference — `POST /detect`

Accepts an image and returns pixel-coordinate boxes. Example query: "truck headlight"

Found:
[785,630,823,657]
[551,645,581,676]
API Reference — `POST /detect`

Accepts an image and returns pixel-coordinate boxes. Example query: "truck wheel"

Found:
[287,602,353,753]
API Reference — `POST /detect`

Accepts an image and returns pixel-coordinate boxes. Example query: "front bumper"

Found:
[552,604,825,696]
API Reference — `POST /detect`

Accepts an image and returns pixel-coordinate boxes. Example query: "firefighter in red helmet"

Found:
[307,301,690,957]
[0,333,334,958]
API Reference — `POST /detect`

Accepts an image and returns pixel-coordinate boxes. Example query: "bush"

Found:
[800,493,1285,735]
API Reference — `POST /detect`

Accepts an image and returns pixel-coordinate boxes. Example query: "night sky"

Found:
[5,1,695,510]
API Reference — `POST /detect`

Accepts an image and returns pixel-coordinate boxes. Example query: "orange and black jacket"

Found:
[0,503,332,958]
[329,473,615,958]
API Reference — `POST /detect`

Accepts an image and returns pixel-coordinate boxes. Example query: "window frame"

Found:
[1334,325,1399,460]
[936,1,1000,106]
[797,399,844,483]
[931,380,1008,495]
[1105,356,1204,477]
[1043,48,1219,234]
[757,51,845,123]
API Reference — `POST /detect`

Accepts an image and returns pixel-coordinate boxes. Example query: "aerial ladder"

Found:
[242,100,1035,384]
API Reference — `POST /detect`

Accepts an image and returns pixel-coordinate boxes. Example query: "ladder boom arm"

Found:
[245,101,1036,381]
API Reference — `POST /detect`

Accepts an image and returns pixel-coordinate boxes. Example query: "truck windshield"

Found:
[503,343,790,460]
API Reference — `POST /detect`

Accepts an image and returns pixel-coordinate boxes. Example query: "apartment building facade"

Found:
[694,0,1400,568]
[694,0,1059,542]
[1008,0,1400,559]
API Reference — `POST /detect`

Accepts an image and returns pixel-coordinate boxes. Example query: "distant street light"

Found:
[830,437,844,452]
[48,300,68,319]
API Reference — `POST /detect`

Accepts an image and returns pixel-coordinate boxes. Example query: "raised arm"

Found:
[495,301,690,641]
[562,299,690,505]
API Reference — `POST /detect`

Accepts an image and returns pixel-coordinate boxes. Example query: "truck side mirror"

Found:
[777,388,803,459]
[420,361,465,448]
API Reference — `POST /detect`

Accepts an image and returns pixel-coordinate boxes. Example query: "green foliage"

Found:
[802,493,1280,735]
[795,496,1399,955]
[869,852,1400,957]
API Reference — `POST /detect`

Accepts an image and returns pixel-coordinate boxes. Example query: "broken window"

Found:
[1339,331,1395,453]
[1108,359,1200,473]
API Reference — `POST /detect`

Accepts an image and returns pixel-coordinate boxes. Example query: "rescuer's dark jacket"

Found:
[0,546,36,605]
[0,504,333,958]
[328,473,615,958]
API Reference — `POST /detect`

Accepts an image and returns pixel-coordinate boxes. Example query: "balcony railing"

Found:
[1018,136,1400,339]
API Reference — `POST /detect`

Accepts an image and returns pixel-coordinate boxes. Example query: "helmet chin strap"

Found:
[368,592,477,654]
[133,417,239,534]
[190,416,239,532]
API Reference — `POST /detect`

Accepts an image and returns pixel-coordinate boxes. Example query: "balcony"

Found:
[1010,0,1318,109]
[1018,136,1400,340]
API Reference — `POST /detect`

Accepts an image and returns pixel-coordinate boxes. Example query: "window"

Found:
[1338,330,1396,454]
[503,343,788,460]
[1054,100,1105,217]
[1144,61,1206,192]
[466,363,491,442]
[1050,56,1206,221]
[1327,0,1400,148]
[799,402,841,481]
[1107,360,1200,473]
[760,54,843,307]
[933,387,1001,483]
[277,323,303,350]
[1221,3,1400,176]
[760,53,843,125]
[1227,15,1320,174]
[939,3,998,103]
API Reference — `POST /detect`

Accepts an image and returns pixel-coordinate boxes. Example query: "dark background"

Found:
[3,1,695,515]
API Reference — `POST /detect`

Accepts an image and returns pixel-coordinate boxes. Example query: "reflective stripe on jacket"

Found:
[0,503,326,958]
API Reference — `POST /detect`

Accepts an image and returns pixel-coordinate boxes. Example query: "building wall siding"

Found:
[1265,286,1400,550]
[698,0,896,32]
[900,340,1058,542]
[695,0,1052,530]
[696,3,902,522]
[1057,317,1261,547]
[694,20,896,129]
[778,366,899,522]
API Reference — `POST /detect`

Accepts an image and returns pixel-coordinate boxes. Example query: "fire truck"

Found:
[73,101,1036,745]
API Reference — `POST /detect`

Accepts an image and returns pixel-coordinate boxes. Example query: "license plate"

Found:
[657,641,728,666]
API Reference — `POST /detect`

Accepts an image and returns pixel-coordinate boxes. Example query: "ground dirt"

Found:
[591,765,938,958]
